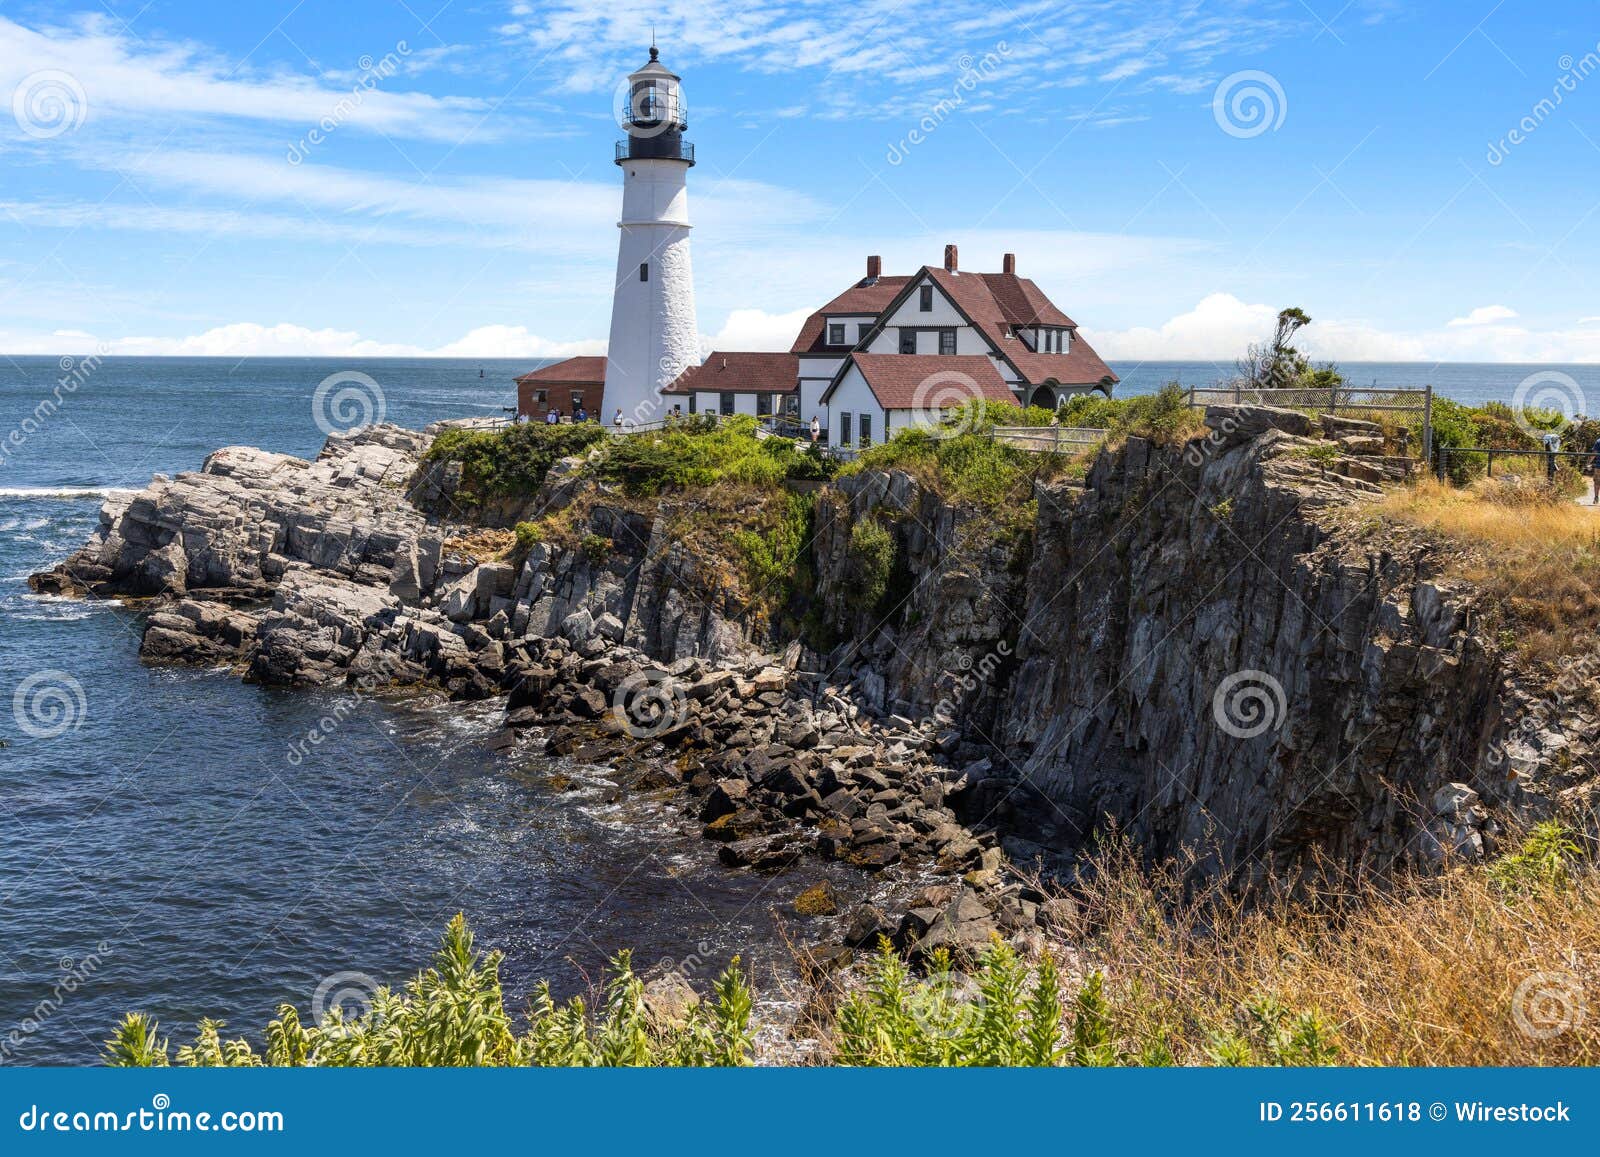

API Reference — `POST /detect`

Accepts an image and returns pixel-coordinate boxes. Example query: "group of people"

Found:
[538,406,629,429]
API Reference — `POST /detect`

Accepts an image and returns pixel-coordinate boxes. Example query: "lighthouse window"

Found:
[919,286,933,312]
[828,323,845,346]
[639,263,649,282]
[938,329,956,355]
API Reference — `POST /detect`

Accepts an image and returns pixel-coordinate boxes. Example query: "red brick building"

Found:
[516,357,606,421]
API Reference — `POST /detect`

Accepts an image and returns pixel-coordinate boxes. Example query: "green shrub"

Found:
[594,414,802,495]
[104,916,754,1068]
[513,521,543,553]
[1058,382,1202,446]
[426,422,605,497]
[732,491,814,623]
[845,518,895,612]
[1490,821,1582,893]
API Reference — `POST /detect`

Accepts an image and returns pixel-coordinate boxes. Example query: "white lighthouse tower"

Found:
[603,45,699,427]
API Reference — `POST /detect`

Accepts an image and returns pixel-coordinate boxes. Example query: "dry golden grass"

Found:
[1051,841,1600,1065]
[1369,477,1600,663]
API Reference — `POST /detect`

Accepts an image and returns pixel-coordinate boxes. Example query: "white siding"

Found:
[826,366,885,450]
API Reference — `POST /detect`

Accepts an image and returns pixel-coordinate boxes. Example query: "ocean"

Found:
[0,354,1586,1064]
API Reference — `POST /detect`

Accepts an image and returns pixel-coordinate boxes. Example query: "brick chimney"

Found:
[943,243,958,272]
[1002,252,1016,275]
[866,254,881,279]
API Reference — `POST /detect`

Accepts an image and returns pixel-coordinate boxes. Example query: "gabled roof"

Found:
[823,354,1019,409]
[516,356,606,384]
[789,276,914,355]
[664,351,799,395]
[918,268,1116,387]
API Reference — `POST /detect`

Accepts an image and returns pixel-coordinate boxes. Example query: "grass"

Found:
[1368,476,1600,663]
[593,414,823,496]
[1033,829,1600,1067]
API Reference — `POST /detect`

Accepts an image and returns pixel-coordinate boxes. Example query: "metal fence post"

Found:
[1422,385,1433,465]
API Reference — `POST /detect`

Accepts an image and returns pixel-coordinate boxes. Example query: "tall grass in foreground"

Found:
[105,828,1597,1067]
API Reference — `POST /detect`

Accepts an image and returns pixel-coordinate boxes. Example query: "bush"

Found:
[426,422,605,497]
[845,518,895,612]
[104,916,755,1068]
[594,415,804,496]
[1059,382,1203,446]
[513,521,542,553]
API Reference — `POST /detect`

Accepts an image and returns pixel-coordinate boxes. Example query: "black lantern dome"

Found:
[616,46,694,165]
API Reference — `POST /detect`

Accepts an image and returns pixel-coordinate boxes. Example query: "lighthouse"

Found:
[603,46,699,427]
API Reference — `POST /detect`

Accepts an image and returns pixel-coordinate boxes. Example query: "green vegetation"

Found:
[731,490,814,626]
[512,520,543,553]
[844,517,895,613]
[1490,820,1582,893]
[425,422,605,498]
[840,402,1073,510]
[1237,306,1344,391]
[1059,382,1206,447]
[104,916,753,1068]
[594,414,820,496]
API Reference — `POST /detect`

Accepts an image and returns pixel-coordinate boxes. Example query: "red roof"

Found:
[830,354,1020,410]
[789,276,913,355]
[516,356,606,384]
[922,268,1117,387]
[664,351,798,395]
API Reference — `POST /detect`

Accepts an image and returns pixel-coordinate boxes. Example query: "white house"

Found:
[822,354,1021,447]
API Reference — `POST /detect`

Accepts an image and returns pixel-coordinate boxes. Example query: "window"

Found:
[720,392,735,416]
[828,323,846,345]
[757,392,773,416]
[938,329,956,356]
[688,394,697,414]
[784,394,800,417]
[535,389,547,405]
[859,413,873,447]
[857,322,872,342]
[899,329,917,355]
[839,412,853,447]
[919,285,933,312]
[571,392,584,411]
[639,262,649,282]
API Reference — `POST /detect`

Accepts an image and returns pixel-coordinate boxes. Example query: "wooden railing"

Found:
[989,425,1108,454]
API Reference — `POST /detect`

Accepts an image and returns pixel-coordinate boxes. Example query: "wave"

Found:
[0,486,137,500]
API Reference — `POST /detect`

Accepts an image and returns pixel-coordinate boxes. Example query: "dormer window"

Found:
[828,323,846,345]
[919,286,934,312]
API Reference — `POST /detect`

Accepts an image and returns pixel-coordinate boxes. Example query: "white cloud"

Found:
[1447,304,1519,328]
[1083,293,1600,364]
[703,307,812,351]
[0,16,497,145]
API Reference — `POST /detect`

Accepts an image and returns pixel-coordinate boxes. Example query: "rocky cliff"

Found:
[33,407,1598,891]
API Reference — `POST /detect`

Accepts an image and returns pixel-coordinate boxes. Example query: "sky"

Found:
[2,0,1600,363]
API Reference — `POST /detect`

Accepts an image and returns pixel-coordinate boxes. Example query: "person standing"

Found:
[809,415,821,443]
[613,408,625,432]
[1589,431,1600,504]
[546,408,560,425]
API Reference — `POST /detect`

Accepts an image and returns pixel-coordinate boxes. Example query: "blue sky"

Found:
[2,0,1600,362]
